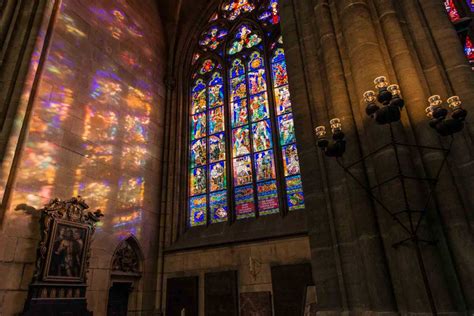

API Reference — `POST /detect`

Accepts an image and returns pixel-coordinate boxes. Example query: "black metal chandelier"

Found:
[314,76,468,316]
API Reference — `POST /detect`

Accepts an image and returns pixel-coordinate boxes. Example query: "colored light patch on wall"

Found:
[254,150,276,182]
[231,75,247,101]
[210,191,228,223]
[232,126,251,157]
[282,144,300,176]
[278,113,296,146]
[232,99,248,127]
[275,85,292,115]
[286,175,305,210]
[249,93,269,122]
[192,79,207,114]
[248,69,267,95]
[209,106,225,135]
[190,112,207,140]
[209,73,224,108]
[252,120,273,152]
[209,161,227,192]
[257,180,279,215]
[190,139,207,168]
[190,167,207,196]
[230,59,245,78]
[189,195,207,226]
[235,184,256,219]
[209,133,226,163]
[233,155,253,186]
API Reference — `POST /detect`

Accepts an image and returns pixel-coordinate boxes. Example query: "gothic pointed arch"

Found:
[187,0,305,228]
[111,235,143,275]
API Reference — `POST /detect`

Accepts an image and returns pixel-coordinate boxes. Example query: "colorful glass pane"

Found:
[209,106,225,135]
[248,52,264,71]
[248,69,267,95]
[191,79,206,114]
[210,161,227,192]
[468,0,474,11]
[258,0,280,25]
[223,0,255,21]
[190,112,206,140]
[278,113,296,145]
[233,155,253,186]
[199,26,229,51]
[254,150,276,181]
[210,191,228,223]
[235,184,256,218]
[252,120,272,152]
[272,50,288,87]
[228,24,262,55]
[286,175,305,210]
[444,0,460,21]
[190,167,207,196]
[275,85,292,115]
[189,195,207,226]
[230,59,245,78]
[249,93,269,122]
[233,126,251,157]
[232,99,248,127]
[190,139,206,168]
[465,36,474,61]
[231,75,247,101]
[192,53,200,65]
[257,180,279,215]
[282,144,300,176]
[209,133,226,163]
[209,73,224,108]
[199,59,216,74]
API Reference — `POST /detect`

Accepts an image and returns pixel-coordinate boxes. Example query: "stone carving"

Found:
[112,240,140,273]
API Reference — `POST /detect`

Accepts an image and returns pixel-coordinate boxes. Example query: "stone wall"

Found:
[0,0,166,315]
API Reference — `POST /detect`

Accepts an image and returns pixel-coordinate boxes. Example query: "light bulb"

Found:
[374,76,389,89]
[315,126,327,138]
[363,90,377,104]
[447,96,461,110]
[387,84,401,97]
[330,118,342,133]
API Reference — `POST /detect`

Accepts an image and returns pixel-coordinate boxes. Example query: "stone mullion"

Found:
[314,0,397,312]
[332,0,439,313]
[280,0,343,310]
[374,0,474,312]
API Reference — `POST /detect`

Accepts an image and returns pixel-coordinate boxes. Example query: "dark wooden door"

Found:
[107,282,131,316]
[166,276,199,316]
[271,263,313,316]
[205,271,239,316]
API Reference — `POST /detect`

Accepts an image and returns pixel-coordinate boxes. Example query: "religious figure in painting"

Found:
[192,168,206,195]
[276,86,292,114]
[234,128,251,156]
[229,25,262,55]
[50,227,85,277]
[224,0,255,21]
[273,62,287,87]
[209,83,224,107]
[279,116,295,145]
[192,86,207,113]
[210,107,224,134]
[250,94,268,121]
[235,159,252,185]
[284,145,300,175]
[253,121,271,152]
[210,163,226,191]
[191,113,206,139]
[256,152,273,180]
[249,69,266,95]
[191,140,206,166]
[210,135,226,162]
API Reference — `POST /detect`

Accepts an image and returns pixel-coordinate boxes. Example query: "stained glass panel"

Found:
[228,24,262,55]
[258,0,280,25]
[231,75,247,101]
[190,139,206,168]
[190,167,207,196]
[272,50,288,87]
[249,93,269,122]
[468,0,474,11]
[282,144,300,176]
[199,59,216,74]
[191,112,206,140]
[230,59,245,78]
[210,161,227,192]
[209,73,224,108]
[278,113,296,145]
[233,155,253,186]
[191,79,206,114]
[248,69,267,95]
[210,191,228,223]
[223,0,255,21]
[275,85,292,115]
[233,126,251,157]
[444,0,460,21]
[235,184,256,218]
[465,36,474,61]
[189,195,207,226]
[257,180,279,215]
[248,52,264,71]
[209,106,225,135]
[286,175,305,210]
[209,133,226,163]
[199,26,229,51]
[252,120,273,152]
[254,150,276,181]
[232,99,248,127]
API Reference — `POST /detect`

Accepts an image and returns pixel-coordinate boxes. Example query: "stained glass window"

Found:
[188,0,305,227]
[468,0,474,11]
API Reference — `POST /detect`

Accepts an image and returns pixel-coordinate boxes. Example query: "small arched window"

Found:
[188,0,304,227]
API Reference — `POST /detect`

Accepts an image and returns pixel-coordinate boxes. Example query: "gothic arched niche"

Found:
[111,235,143,275]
